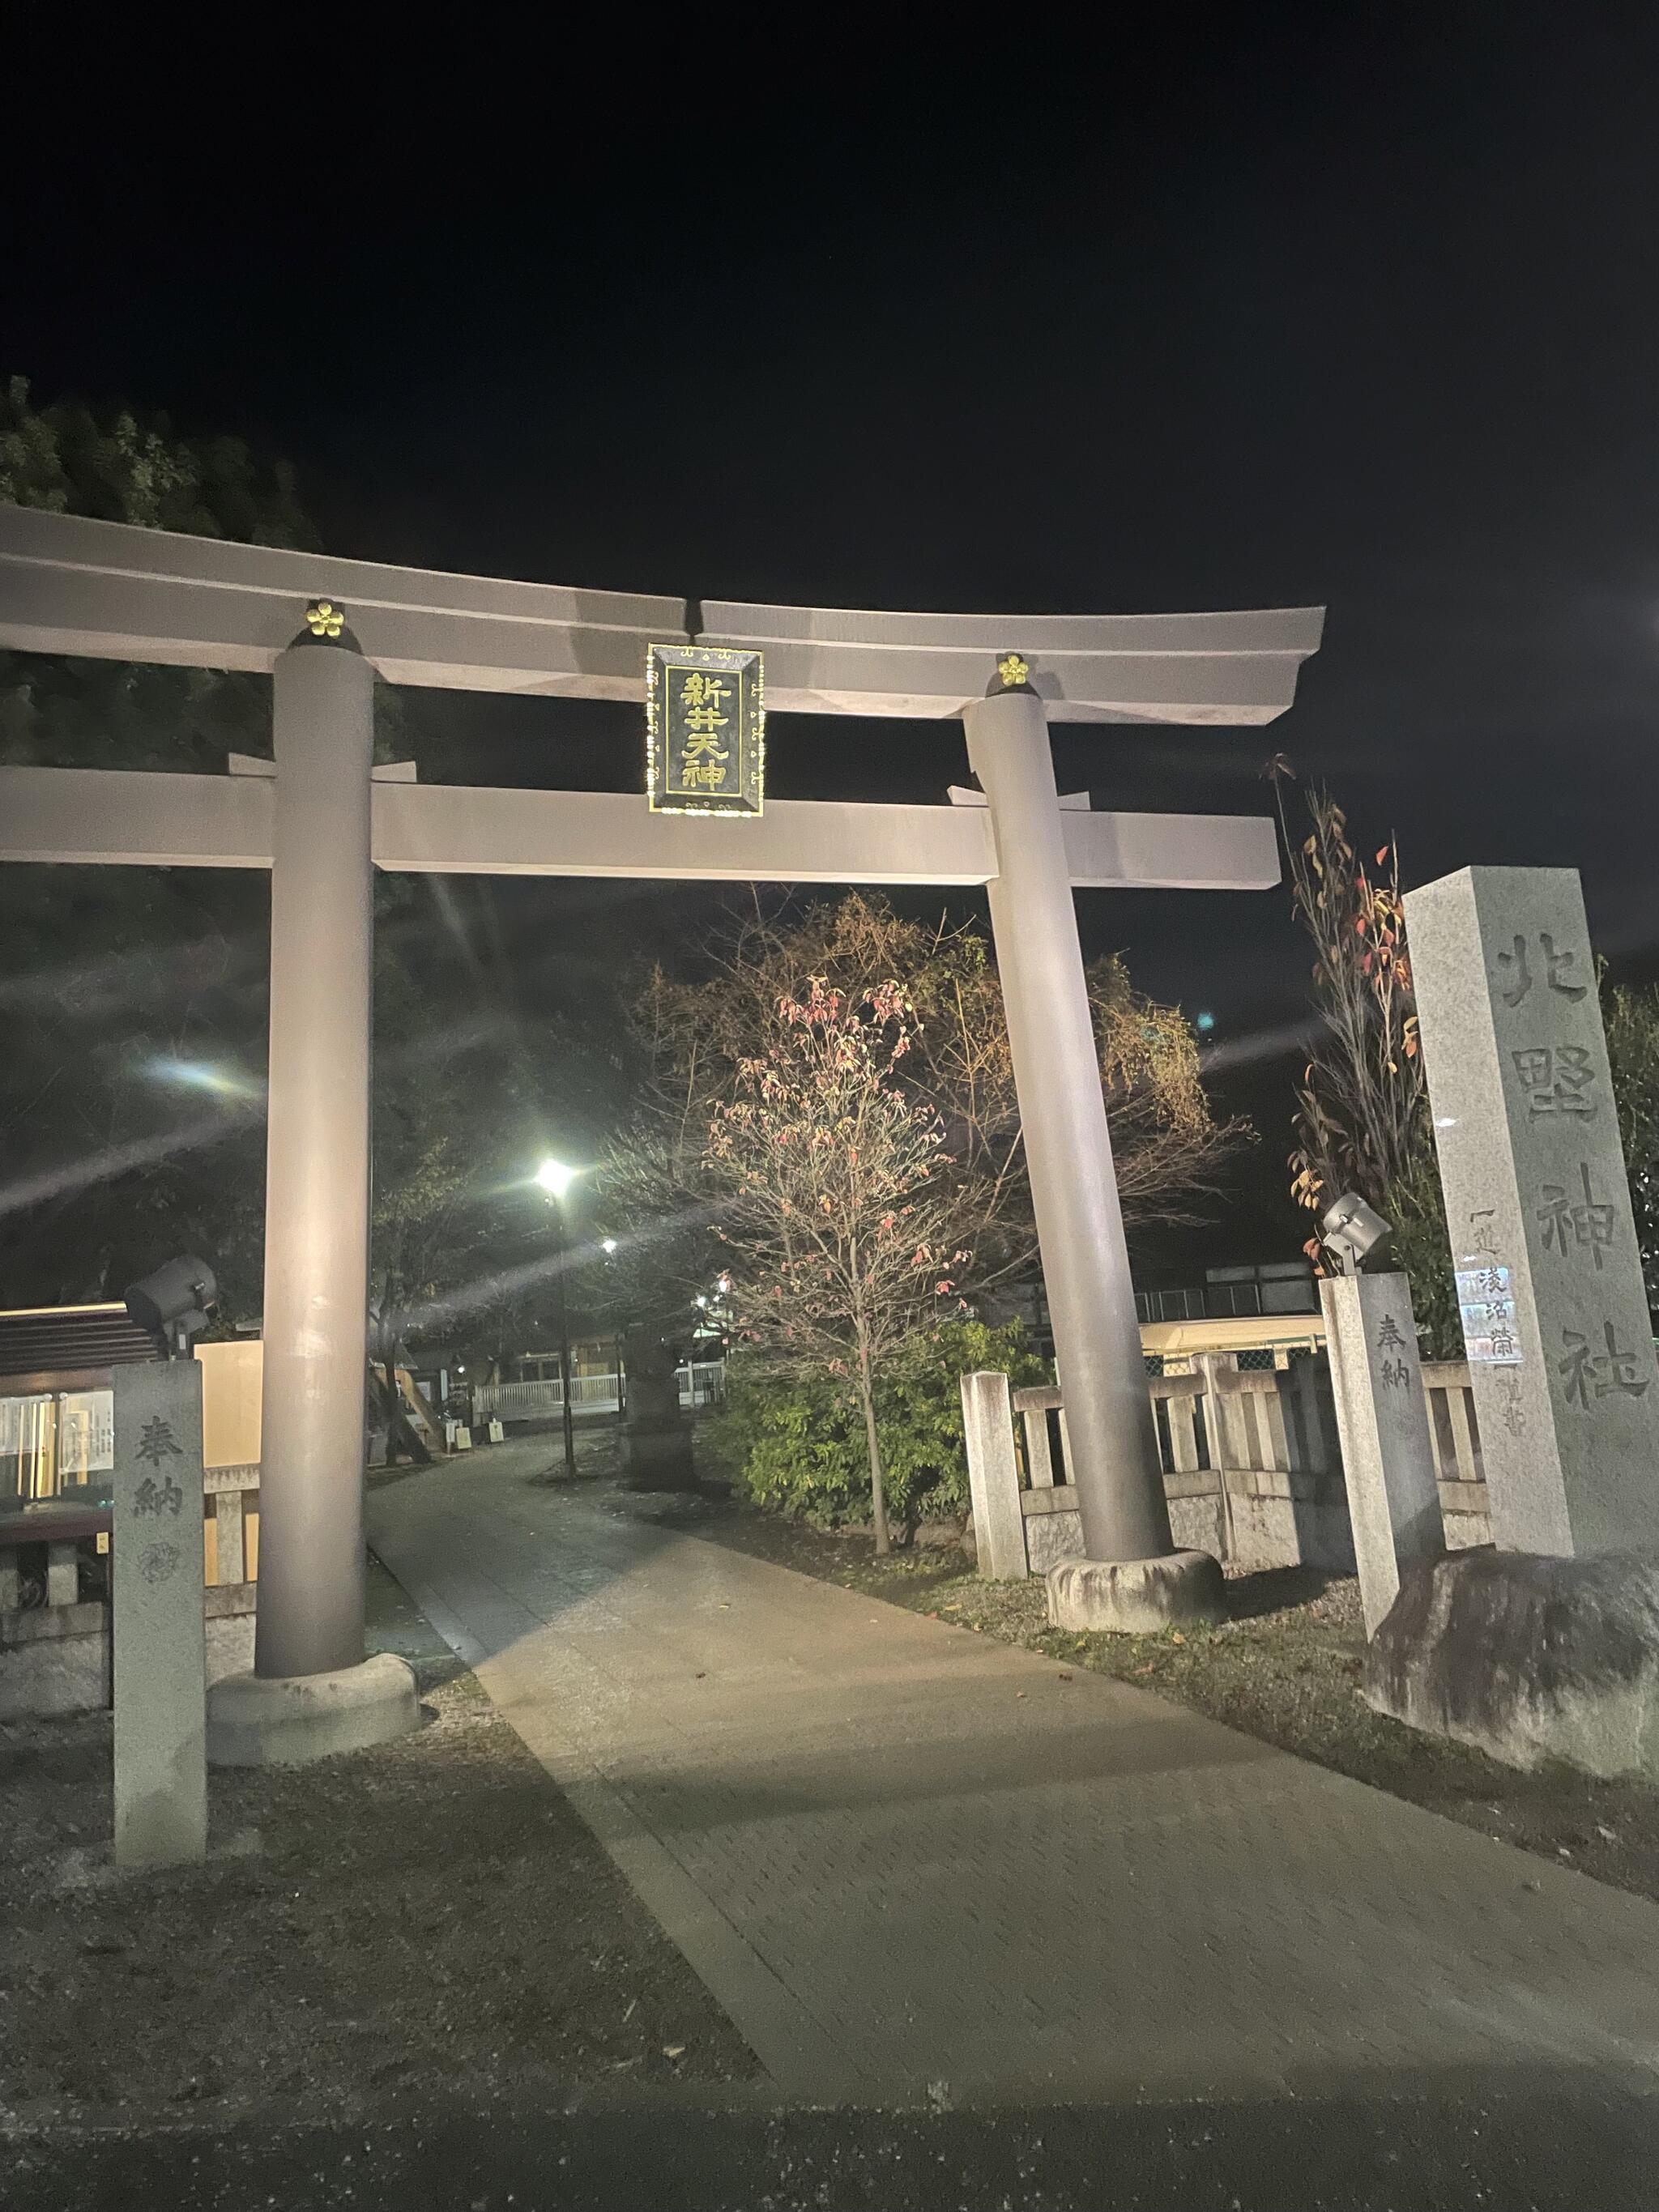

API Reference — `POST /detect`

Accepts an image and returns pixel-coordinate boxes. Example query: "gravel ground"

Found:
[686,1484,1659,1906]
[0,1557,757,2133]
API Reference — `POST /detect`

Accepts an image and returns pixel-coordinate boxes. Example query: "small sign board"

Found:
[1455,1261,1523,1364]
[646,644,764,816]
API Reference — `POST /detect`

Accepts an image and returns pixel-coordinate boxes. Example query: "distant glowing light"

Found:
[535,1157,575,1197]
[1195,1011,1216,1034]
[601,1237,618,1255]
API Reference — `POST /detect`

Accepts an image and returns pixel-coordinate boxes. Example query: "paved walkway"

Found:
[367,1454,1659,2108]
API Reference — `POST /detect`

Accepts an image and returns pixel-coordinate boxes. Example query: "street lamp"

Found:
[536,1157,578,1477]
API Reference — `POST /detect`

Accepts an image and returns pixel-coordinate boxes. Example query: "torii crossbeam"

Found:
[0,504,1323,1760]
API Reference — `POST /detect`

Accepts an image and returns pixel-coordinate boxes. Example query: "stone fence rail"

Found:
[0,1464,258,1719]
[964,1351,1490,1583]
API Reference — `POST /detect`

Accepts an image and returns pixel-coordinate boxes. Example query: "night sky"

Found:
[10,14,1659,1267]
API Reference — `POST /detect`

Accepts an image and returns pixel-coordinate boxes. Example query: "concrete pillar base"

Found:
[206,1652,419,1767]
[1046,1550,1225,1635]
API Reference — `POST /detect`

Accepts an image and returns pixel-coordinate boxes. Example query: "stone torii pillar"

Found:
[208,608,417,1762]
[966,666,1222,1631]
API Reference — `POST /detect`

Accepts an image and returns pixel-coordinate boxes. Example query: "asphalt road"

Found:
[14,2080,1659,2212]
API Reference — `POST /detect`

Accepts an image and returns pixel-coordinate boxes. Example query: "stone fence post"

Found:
[961,1371,1028,1580]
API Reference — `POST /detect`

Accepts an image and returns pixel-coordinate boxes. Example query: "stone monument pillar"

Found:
[964,669,1221,1631]
[113,1360,207,1867]
[207,604,416,1764]
[1320,1272,1444,1634]
[1406,866,1659,1555]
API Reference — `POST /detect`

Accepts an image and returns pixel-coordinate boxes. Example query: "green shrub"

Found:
[707,1319,1047,1535]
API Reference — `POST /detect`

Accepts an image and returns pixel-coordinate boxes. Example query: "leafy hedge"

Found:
[706,1319,1047,1534]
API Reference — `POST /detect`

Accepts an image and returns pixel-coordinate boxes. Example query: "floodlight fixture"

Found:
[1320,1192,1394,1274]
[124,1254,219,1355]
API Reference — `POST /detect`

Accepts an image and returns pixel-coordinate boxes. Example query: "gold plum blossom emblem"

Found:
[996,652,1030,689]
[305,599,345,639]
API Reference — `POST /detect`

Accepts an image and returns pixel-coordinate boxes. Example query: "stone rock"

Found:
[911,1520,965,1551]
[1046,1549,1224,1634]
[1366,1548,1659,1779]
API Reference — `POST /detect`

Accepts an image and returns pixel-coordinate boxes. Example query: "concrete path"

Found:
[367,1455,1659,2109]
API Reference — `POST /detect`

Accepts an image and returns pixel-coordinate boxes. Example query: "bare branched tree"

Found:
[706,978,970,1552]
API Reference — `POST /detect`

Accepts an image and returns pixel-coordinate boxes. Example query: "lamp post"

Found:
[599,1238,621,1421]
[535,1158,578,1479]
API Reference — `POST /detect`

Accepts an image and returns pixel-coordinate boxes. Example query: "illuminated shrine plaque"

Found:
[646,643,764,816]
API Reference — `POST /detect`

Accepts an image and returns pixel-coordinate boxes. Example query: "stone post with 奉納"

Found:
[1319,1271,1444,1635]
[1405,866,1659,1556]
[112,1360,207,1869]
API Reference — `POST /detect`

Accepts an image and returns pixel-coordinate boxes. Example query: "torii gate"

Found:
[0,505,1323,1762]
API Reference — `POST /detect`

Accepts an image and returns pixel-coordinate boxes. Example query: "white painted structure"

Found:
[0,505,1321,1750]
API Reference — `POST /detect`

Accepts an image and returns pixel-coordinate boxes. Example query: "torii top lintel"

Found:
[0,508,1324,726]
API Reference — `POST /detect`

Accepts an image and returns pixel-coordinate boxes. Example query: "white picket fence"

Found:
[476,1376,621,1420]
[473,1361,726,1423]
[965,1351,1490,1581]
